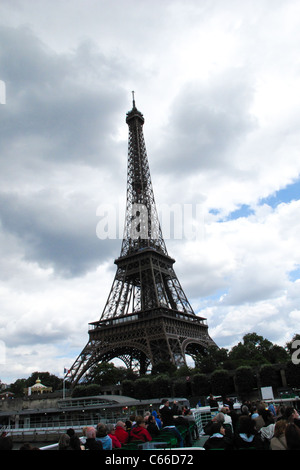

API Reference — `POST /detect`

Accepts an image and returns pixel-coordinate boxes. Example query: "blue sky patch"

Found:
[259,179,300,208]
[225,204,255,221]
[289,266,300,282]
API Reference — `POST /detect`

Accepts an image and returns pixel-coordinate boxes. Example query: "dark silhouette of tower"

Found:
[67,94,215,385]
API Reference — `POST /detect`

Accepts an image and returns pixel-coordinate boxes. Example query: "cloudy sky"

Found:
[0,0,300,383]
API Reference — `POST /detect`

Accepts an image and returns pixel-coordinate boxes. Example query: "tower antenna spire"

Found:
[132,90,136,108]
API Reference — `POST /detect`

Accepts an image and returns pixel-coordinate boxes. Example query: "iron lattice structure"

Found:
[67,95,215,385]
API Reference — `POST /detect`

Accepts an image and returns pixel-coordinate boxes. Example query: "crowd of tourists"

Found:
[1,397,300,450]
[203,398,300,450]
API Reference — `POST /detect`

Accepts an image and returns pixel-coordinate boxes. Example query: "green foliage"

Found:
[173,378,187,397]
[285,361,300,388]
[227,332,289,368]
[151,361,177,376]
[133,377,153,399]
[83,362,126,386]
[259,364,281,388]
[210,369,233,396]
[9,378,27,397]
[192,373,210,396]
[195,346,228,373]
[122,379,135,397]
[235,366,256,394]
[71,385,86,397]
[286,334,300,355]
[72,384,101,397]
[174,364,193,378]
[151,374,173,398]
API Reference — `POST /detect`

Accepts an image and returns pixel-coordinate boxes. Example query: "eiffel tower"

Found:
[68,94,215,385]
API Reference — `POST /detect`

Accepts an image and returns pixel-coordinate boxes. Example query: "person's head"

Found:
[106,423,115,434]
[273,419,287,438]
[241,405,249,415]
[136,415,146,427]
[161,398,169,407]
[210,422,225,436]
[261,409,274,425]
[214,412,225,424]
[86,426,96,439]
[285,406,299,422]
[286,423,300,450]
[278,405,286,416]
[58,433,70,449]
[96,423,107,437]
[147,415,155,424]
[115,421,125,430]
[238,415,256,437]
[257,403,266,415]
[67,428,75,437]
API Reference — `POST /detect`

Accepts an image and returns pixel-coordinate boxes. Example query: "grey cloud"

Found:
[5,331,66,348]
[0,25,131,277]
[153,71,257,176]
[0,25,127,168]
[0,191,120,277]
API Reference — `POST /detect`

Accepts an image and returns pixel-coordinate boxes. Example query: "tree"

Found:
[83,362,124,386]
[195,346,228,373]
[9,378,27,397]
[133,377,153,399]
[71,383,106,397]
[151,375,173,398]
[71,385,87,397]
[267,344,289,364]
[235,366,256,396]
[286,334,300,356]
[259,364,281,389]
[285,361,300,388]
[151,361,177,376]
[122,379,135,397]
[174,364,193,378]
[192,373,210,397]
[210,369,233,396]
[173,378,187,397]
[228,332,286,367]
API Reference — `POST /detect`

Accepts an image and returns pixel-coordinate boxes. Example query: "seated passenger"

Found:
[114,421,129,444]
[234,416,263,450]
[204,422,233,450]
[129,415,152,443]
